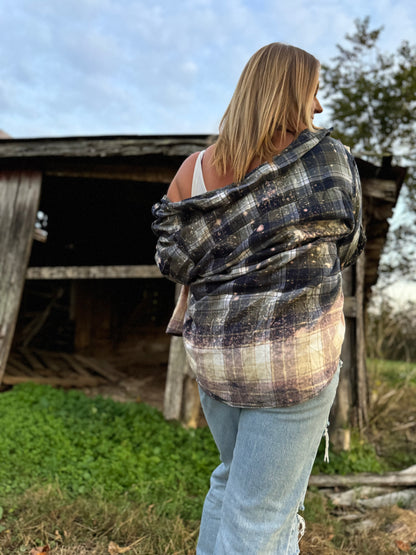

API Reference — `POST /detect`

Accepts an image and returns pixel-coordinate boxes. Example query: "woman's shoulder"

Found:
[166,151,202,202]
[320,133,351,154]
[317,134,355,165]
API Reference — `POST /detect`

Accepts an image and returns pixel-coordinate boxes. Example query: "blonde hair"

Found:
[213,43,320,182]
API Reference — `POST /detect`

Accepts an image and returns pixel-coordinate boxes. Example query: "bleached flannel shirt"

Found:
[152,128,365,408]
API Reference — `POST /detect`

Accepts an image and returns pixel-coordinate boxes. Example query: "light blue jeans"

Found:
[196,368,340,554]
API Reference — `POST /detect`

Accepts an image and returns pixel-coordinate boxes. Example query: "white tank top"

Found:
[191,150,207,196]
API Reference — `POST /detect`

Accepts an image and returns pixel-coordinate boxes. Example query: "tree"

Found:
[321,16,416,164]
[320,19,416,441]
[321,17,416,284]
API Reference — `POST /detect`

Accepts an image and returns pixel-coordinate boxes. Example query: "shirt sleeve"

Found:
[151,197,197,285]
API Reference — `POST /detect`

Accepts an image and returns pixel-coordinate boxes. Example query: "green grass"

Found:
[0,383,218,521]
[313,430,386,475]
[366,357,416,471]
[367,357,416,387]
[0,379,389,516]
[0,359,415,553]
[0,484,199,554]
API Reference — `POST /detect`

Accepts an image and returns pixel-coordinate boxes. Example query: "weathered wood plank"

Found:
[3,348,125,385]
[60,353,91,377]
[163,335,191,421]
[2,374,105,387]
[0,171,42,383]
[309,471,416,489]
[5,356,33,375]
[164,284,190,422]
[331,266,357,448]
[45,166,175,183]
[73,354,123,382]
[355,253,368,427]
[362,178,398,203]
[26,265,163,280]
[0,136,213,161]
[35,351,62,372]
[181,376,201,429]
[19,347,46,370]
[5,359,29,376]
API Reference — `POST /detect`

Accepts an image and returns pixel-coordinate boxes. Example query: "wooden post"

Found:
[163,285,201,427]
[355,252,368,427]
[331,254,368,449]
[0,171,42,383]
[331,265,355,450]
[163,335,192,420]
[164,337,200,428]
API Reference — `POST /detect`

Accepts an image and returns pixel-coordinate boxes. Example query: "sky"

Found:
[1,0,416,139]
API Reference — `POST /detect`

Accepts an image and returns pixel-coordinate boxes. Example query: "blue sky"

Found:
[1,0,416,138]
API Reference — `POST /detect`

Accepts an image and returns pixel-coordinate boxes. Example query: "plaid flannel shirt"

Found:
[152,128,365,408]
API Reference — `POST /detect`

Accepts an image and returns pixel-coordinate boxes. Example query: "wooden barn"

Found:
[0,134,406,434]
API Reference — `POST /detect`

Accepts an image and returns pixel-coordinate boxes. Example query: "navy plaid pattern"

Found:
[152,129,365,407]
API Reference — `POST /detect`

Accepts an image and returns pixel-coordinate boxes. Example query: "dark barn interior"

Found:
[13,172,176,407]
[29,174,166,268]
[0,136,211,408]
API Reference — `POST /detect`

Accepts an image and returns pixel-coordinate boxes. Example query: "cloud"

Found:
[0,0,415,137]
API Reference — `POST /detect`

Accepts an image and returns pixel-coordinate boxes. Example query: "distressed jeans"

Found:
[196,367,340,554]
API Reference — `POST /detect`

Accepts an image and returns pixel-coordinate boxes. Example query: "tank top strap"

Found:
[191,150,207,197]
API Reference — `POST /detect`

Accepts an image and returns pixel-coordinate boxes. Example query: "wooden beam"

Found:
[0,171,42,383]
[26,265,163,280]
[0,135,213,161]
[2,374,105,387]
[45,165,175,183]
[309,471,416,489]
[73,354,124,382]
[362,178,398,203]
[355,253,368,427]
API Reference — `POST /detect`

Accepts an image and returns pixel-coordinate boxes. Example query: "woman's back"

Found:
[153,128,365,408]
[168,130,297,202]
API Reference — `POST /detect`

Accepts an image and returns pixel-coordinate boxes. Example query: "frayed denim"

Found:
[197,368,340,554]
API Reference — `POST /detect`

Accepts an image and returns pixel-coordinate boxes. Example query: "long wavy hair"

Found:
[212,43,320,182]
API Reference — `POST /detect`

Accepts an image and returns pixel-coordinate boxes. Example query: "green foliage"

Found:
[322,16,416,282]
[0,383,218,521]
[0,375,411,530]
[312,430,386,475]
[367,357,416,387]
[0,372,414,553]
[0,383,391,504]
[322,16,416,162]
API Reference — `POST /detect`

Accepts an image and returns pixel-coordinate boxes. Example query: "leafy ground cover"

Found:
[0,383,218,521]
[0,358,415,554]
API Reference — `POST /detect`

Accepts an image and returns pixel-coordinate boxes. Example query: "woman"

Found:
[152,43,365,554]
